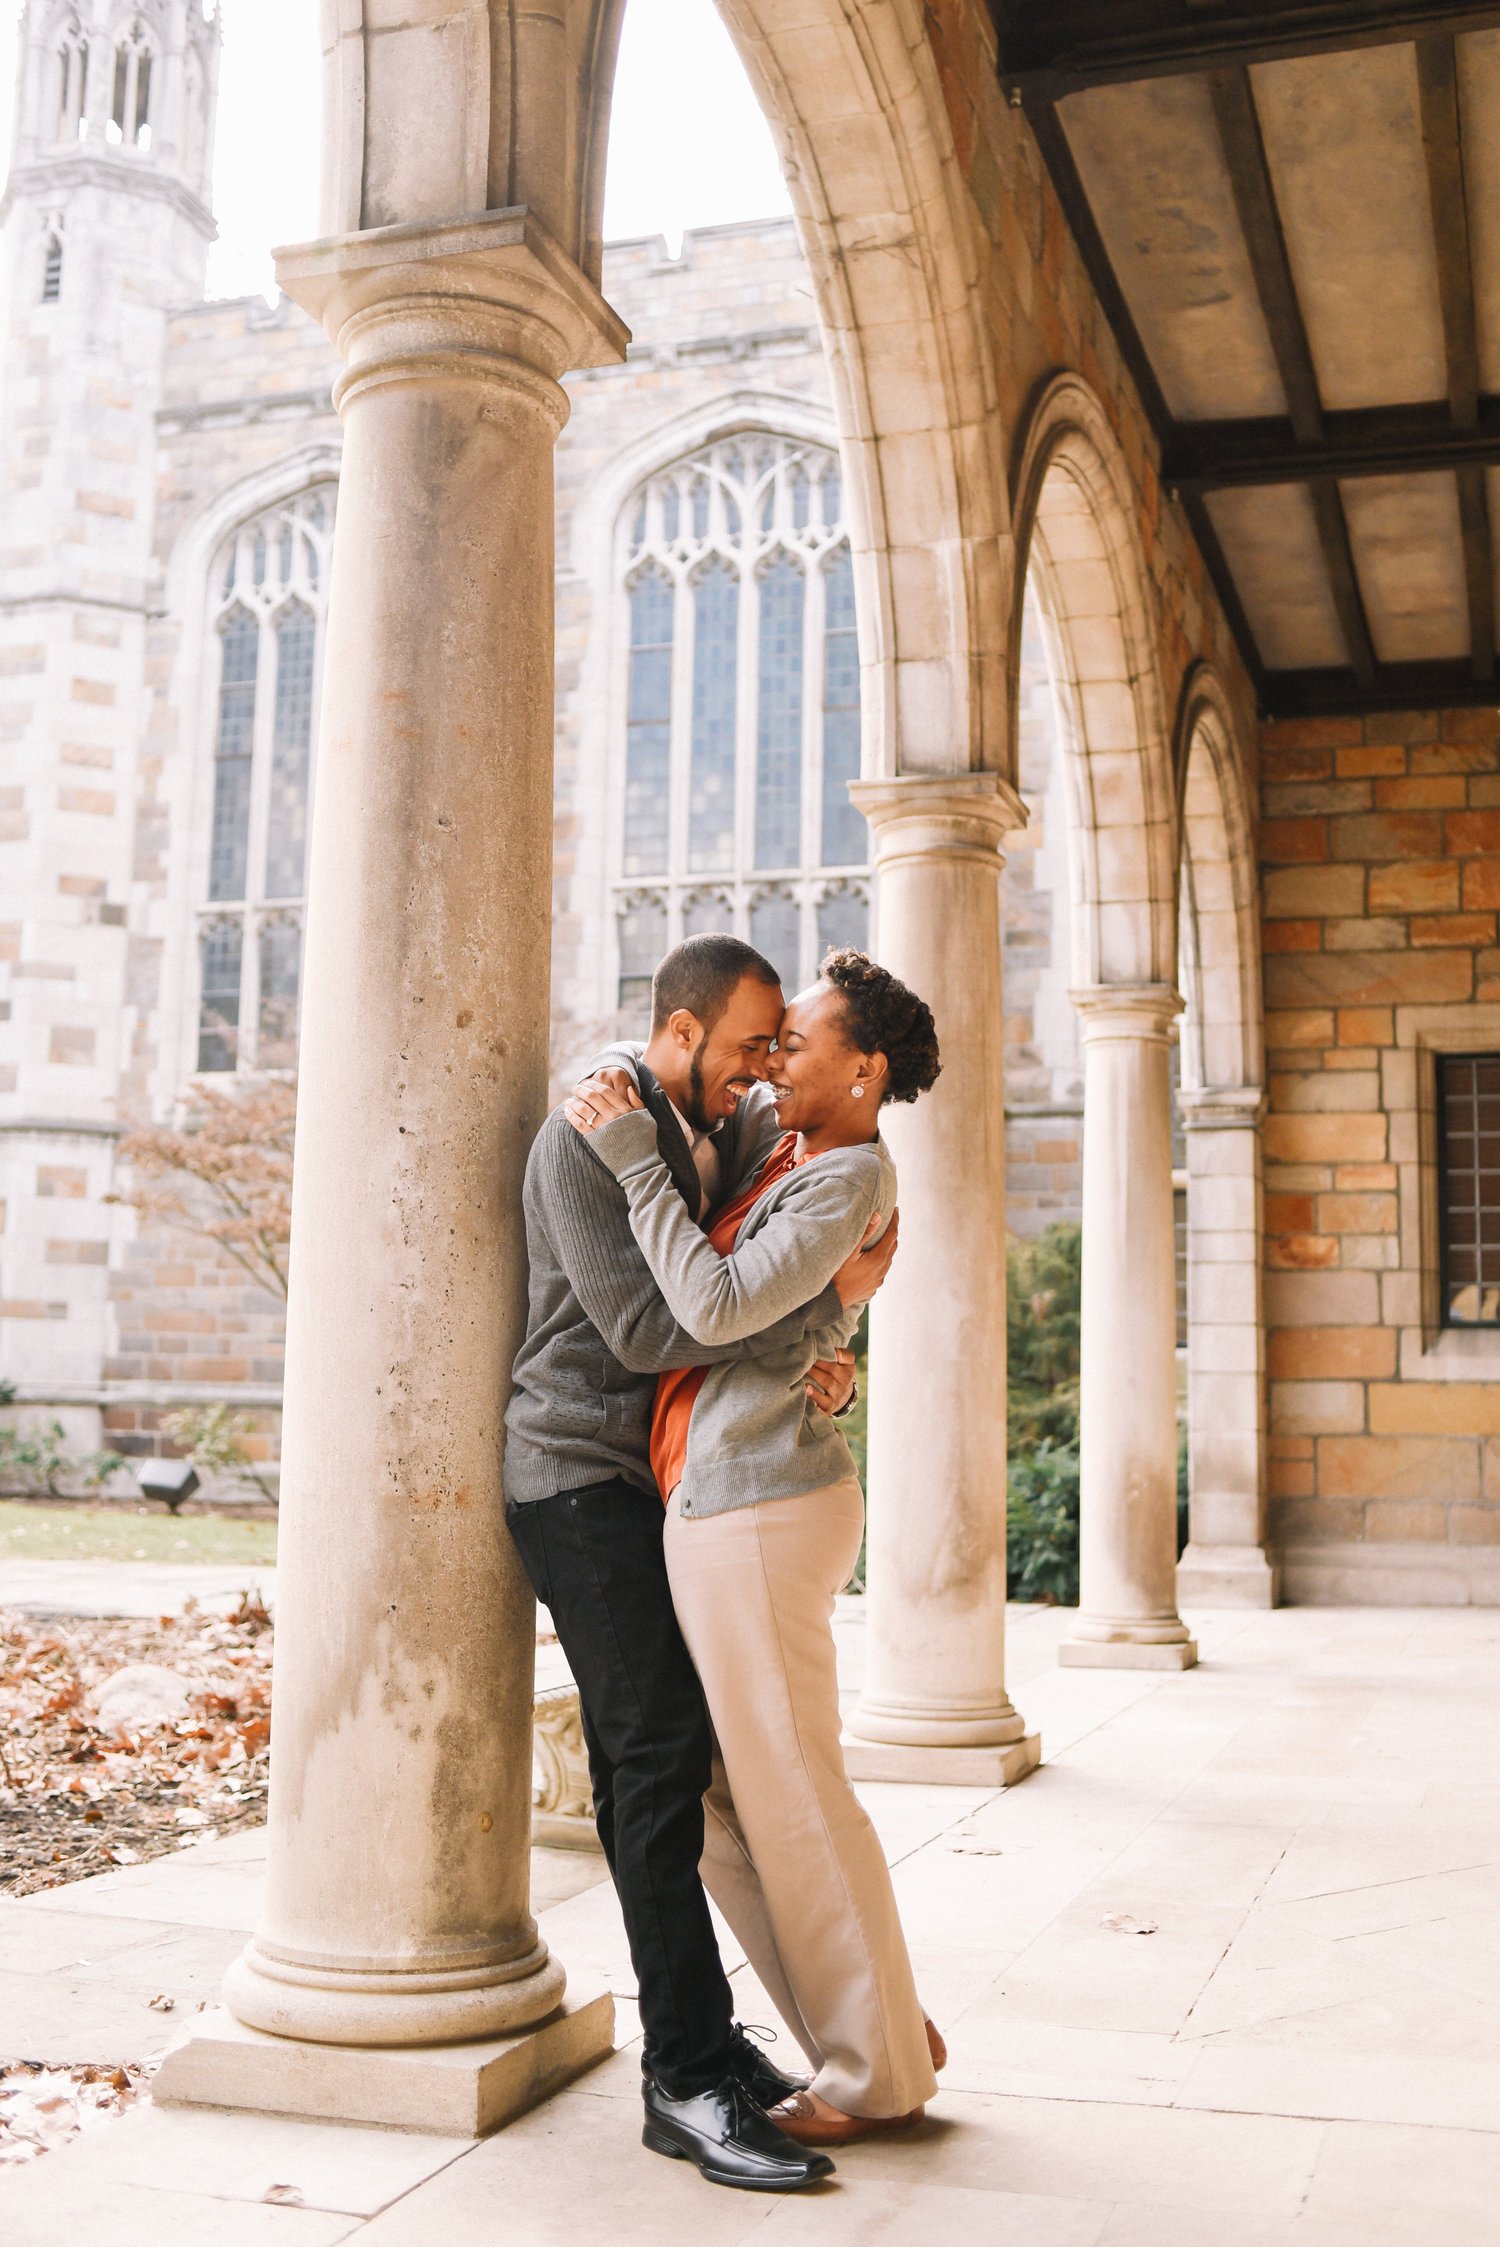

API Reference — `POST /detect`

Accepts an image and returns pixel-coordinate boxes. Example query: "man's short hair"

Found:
[650,933,781,1035]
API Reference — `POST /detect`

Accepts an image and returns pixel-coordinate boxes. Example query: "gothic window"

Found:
[1438,1053,1500,1326]
[820,545,864,867]
[617,894,668,1020]
[41,233,63,303]
[196,487,335,1073]
[108,19,153,149]
[611,434,870,1027]
[56,19,87,142]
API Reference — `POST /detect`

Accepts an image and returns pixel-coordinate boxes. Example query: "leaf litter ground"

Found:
[0,1594,272,2167]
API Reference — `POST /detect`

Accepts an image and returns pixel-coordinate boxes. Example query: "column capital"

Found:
[849,772,1028,868]
[1069,983,1183,1044]
[276,205,629,419]
[1177,1084,1265,1130]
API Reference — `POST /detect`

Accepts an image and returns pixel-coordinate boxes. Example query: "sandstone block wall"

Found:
[1260,711,1500,1603]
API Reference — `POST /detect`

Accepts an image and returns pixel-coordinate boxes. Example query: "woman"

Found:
[565,947,944,2147]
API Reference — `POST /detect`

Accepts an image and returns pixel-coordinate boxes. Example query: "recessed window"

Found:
[41,234,62,303]
[612,434,870,1022]
[197,488,334,1073]
[1438,1052,1500,1326]
[56,20,87,143]
[108,21,153,149]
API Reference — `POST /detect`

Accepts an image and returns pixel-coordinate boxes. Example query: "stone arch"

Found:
[1010,372,1178,988]
[570,0,1006,782]
[1175,662,1264,1097]
[315,0,1007,779]
[704,0,1008,782]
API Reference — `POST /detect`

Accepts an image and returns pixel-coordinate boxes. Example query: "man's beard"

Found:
[683,1038,715,1134]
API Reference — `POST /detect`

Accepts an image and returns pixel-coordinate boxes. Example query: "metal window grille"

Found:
[1438,1052,1500,1326]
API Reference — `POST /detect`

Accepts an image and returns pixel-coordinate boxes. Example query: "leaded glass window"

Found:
[821,546,864,868]
[618,894,668,1018]
[197,920,242,1075]
[689,561,738,873]
[197,487,335,1073]
[624,568,673,875]
[611,434,870,1030]
[1439,1053,1500,1326]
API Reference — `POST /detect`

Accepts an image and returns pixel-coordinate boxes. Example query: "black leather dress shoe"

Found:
[729,2021,811,2108]
[641,2072,835,2191]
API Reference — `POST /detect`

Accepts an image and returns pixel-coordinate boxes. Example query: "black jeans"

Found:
[506,1478,736,2098]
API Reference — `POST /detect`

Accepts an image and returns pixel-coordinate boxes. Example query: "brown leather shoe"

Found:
[925,2017,947,2072]
[769,2090,924,2147]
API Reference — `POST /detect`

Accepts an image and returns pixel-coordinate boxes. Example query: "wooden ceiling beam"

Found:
[1022,101,1173,445]
[1180,491,1270,706]
[1206,66,1376,684]
[1415,35,1494,680]
[1163,402,1500,491]
[1417,34,1480,428]
[1207,68,1323,446]
[996,3,1500,102]
[1262,654,1500,716]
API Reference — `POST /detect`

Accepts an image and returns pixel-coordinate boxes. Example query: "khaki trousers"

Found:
[664,1477,938,2118]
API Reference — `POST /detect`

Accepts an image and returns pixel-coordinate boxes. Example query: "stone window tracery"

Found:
[55,18,87,142]
[612,434,869,1019]
[197,487,334,1073]
[108,17,153,149]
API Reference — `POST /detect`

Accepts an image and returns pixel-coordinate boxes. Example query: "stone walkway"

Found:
[2,1602,1497,2243]
[0,1558,279,1619]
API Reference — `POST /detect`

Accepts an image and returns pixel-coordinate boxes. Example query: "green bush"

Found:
[1005,1222,1083,1603]
[0,1414,125,1499]
[1006,1440,1080,1605]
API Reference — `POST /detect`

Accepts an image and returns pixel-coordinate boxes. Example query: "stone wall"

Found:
[1260,711,1500,1603]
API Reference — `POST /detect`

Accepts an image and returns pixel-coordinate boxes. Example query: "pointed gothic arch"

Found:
[1010,372,1179,989]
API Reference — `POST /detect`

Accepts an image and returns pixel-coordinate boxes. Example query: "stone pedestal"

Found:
[1176,1088,1279,1609]
[1061,986,1197,1671]
[160,212,626,2126]
[842,775,1039,1788]
[155,1987,614,2138]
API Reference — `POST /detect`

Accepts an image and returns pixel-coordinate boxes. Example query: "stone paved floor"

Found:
[1,1601,1497,2243]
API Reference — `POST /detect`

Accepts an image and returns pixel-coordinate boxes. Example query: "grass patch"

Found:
[0,1502,278,1567]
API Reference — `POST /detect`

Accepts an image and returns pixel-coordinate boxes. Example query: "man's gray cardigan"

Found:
[503,1051,842,1506]
[583,1107,896,1519]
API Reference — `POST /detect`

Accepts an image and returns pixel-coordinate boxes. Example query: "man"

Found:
[504,934,895,2193]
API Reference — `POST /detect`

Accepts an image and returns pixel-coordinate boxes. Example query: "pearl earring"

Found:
[850,1083,866,1099]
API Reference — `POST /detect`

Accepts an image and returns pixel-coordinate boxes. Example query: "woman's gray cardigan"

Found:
[583,1108,896,1518]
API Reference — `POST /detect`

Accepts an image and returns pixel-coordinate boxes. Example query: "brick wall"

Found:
[1260,711,1500,1601]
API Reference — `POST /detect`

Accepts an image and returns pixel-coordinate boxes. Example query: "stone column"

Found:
[1176,1088,1279,1607]
[1060,986,1197,1670]
[842,775,1040,1787]
[155,210,625,2136]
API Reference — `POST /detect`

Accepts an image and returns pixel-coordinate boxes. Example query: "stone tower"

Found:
[0,3,220,1403]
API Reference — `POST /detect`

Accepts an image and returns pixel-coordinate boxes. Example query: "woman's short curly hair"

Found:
[820,948,941,1105]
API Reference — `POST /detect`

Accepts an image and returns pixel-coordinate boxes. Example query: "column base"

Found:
[842,1731,1041,1787]
[1177,1542,1281,1608]
[224,1936,568,2047]
[153,1982,614,2138]
[1058,1636,1198,1671]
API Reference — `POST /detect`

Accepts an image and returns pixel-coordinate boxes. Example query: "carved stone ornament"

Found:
[532,1685,601,1852]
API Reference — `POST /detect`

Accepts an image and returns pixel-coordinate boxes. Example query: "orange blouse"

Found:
[650,1131,802,1505]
